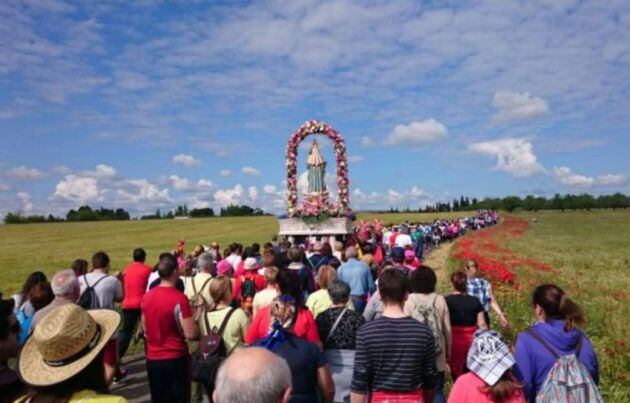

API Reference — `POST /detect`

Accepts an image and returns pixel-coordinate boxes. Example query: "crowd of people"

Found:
[0,210,603,403]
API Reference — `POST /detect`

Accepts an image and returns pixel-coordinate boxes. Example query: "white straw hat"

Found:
[19,304,120,386]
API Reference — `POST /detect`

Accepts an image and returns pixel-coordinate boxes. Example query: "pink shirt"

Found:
[447,373,525,403]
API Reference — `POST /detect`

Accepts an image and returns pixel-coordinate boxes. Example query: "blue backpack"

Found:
[15,308,33,347]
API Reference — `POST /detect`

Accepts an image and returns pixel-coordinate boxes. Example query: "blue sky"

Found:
[1,0,629,217]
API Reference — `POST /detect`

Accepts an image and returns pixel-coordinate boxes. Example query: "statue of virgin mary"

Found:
[307,140,326,194]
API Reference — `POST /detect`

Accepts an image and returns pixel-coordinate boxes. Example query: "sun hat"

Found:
[216,259,233,276]
[244,257,259,271]
[19,304,120,387]
[466,329,515,386]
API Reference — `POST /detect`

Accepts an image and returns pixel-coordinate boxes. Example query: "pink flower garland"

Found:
[286,120,351,218]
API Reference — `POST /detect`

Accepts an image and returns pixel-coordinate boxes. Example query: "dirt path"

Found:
[423,242,454,287]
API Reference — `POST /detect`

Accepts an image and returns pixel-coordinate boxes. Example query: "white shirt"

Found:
[226,254,242,270]
[395,234,413,248]
[78,272,122,309]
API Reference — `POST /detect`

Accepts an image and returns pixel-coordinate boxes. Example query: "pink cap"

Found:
[216,259,233,276]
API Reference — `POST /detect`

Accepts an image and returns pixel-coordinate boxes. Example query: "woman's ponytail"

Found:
[559,294,585,331]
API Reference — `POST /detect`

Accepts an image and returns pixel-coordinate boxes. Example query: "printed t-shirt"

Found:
[447,372,525,403]
[142,286,192,360]
[252,288,279,311]
[446,294,484,327]
[253,333,326,403]
[121,262,153,309]
[79,272,123,309]
[245,306,320,345]
[200,307,250,353]
[306,289,354,318]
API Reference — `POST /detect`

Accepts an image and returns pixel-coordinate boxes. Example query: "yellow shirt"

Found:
[16,390,127,403]
[200,307,250,353]
[306,289,354,318]
[183,273,213,305]
[252,288,278,311]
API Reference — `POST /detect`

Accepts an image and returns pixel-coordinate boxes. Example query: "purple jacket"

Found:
[514,320,599,402]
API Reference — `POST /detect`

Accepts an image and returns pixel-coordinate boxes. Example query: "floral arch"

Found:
[286,120,351,219]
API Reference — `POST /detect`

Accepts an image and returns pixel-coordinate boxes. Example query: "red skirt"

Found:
[371,389,424,403]
[448,325,477,379]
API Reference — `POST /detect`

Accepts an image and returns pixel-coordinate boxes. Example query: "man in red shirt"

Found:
[142,254,198,403]
[119,248,153,359]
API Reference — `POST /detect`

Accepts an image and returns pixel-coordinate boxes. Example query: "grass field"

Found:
[446,210,630,402]
[1,210,628,400]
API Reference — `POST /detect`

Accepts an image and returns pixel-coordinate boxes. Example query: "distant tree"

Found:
[190,207,215,217]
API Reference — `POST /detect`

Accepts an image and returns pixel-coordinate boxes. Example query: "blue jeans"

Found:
[434,371,445,403]
[351,297,367,314]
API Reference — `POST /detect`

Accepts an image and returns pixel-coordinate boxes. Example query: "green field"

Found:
[1,210,628,400]
[446,210,630,402]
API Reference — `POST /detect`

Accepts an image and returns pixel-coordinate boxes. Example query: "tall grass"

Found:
[446,210,630,402]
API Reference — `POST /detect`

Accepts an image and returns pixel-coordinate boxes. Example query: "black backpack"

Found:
[78,274,108,309]
[192,308,236,389]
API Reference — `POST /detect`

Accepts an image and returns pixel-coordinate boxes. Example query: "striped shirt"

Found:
[351,316,437,393]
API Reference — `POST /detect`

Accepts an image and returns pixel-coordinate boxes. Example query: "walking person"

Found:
[253,294,335,403]
[31,269,80,329]
[350,269,437,403]
[513,284,601,402]
[142,254,199,403]
[252,265,279,317]
[316,280,365,403]
[337,247,375,314]
[404,267,451,403]
[119,248,153,360]
[16,304,127,402]
[0,296,24,402]
[448,330,525,403]
[464,260,509,328]
[307,265,354,318]
[446,271,487,380]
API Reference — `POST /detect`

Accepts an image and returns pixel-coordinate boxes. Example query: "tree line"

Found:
[418,192,629,213]
[5,203,270,224]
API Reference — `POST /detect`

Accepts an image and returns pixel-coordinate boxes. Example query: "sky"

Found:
[1,0,629,218]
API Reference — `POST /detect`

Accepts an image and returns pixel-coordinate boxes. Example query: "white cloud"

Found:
[384,119,448,146]
[347,155,364,163]
[93,164,117,178]
[17,191,34,214]
[53,175,102,204]
[553,166,628,188]
[0,182,11,191]
[169,175,193,191]
[469,138,545,178]
[241,166,261,176]
[361,136,375,148]
[552,166,594,187]
[172,154,201,167]
[169,175,213,192]
[492,90,549,122]
[197,179,213,189]
[595,174,627,187]
[5,166,47,180]
[116,179,171,205]
[53,165,72,175]
[263,184,278,194]
[219,170,231,177]
[214,184,245,206]
[248,186,259,201]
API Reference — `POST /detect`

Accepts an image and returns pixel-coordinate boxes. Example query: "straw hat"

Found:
[19,304,120,386]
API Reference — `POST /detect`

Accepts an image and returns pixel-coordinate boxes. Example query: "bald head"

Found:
[214,347,291,403]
